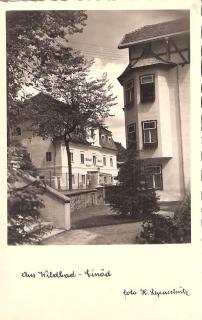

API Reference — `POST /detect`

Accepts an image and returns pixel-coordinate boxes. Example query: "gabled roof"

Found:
[118,18,189,49]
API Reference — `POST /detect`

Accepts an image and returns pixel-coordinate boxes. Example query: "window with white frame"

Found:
[110,157,113,167]
[125,79,134,108]
[140,74,155,102]
[80,153,84,164]
[46,152,52,162]
[82,175,85,185]
[142,120,158,148]
[127,123,136,145]
[103,156,106,166]
[70,152,74,162]
[145,165,163,190]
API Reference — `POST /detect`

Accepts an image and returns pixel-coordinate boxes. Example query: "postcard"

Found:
[0,0,201,319]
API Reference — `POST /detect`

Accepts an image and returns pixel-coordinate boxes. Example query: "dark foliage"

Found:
[137,194,191,244]
[107,144,159,217]
[8,143,51,245]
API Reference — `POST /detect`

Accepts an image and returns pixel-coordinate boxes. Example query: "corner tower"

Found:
[118,18,190,202]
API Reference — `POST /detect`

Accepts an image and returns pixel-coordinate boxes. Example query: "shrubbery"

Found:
[8,142,50,245]
[108,145,159,218]
[137,194,191,244]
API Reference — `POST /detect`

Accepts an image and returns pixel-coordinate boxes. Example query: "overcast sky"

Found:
[68,10,188,146]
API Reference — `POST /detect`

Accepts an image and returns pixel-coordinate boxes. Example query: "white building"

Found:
[12,94,118,190]
[118,18,190,202]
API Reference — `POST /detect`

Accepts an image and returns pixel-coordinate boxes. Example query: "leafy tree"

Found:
[7,11,116,190]
[8,142,50,245]
[7,10,87,136]
[136,194,191,244]
[108,144,159,217]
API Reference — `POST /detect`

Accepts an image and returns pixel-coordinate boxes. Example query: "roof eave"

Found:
[118,30,189,49]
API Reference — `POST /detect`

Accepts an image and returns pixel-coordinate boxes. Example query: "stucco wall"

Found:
[15,175,71,230]
[178,64,190,190]
[39,189,70,230]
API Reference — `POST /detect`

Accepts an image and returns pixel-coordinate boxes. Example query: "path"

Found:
[41,221,143,245]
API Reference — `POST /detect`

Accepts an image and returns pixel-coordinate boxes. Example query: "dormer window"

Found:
[108,136,112,143]
[125,79,134,108]
[101,134,105,141]
[90,128,95,139]
[140,74,155,102]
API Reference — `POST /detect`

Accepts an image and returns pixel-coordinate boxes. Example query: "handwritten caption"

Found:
[123,287,190,298]
[21,269,112,279]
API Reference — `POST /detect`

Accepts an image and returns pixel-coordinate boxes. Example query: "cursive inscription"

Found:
[21,269,112,279]
[123,286,190,298]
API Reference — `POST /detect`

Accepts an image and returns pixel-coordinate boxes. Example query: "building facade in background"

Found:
[12,96,118,190]
[118,18,190,202]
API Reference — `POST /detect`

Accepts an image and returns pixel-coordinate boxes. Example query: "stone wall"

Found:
[67,187,105,212]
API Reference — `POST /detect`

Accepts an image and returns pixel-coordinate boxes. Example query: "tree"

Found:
[7,11,87,133]
[7,142,50,245]
[7,11,116,190]
[114,142,127,162]
[108,144,159,217]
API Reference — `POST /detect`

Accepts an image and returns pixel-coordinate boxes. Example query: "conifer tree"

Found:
[108,143,159,217]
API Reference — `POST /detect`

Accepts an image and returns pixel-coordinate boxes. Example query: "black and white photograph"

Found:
[7,9,191,245]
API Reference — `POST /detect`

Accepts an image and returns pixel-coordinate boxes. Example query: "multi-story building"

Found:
[118,18,190,202]
[12,94,118,190]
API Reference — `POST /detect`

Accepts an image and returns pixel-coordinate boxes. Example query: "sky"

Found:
[68,10,188,146]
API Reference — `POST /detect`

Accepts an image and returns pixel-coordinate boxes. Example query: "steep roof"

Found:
[118,18,189,49]
[99,127,117,151]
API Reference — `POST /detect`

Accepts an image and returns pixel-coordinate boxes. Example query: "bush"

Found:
[137,194,191,244]
[107,144,159,218]
[108,186,159,218]
[8,142,51,245]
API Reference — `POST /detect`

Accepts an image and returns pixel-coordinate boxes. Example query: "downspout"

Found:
[176,65,186,195]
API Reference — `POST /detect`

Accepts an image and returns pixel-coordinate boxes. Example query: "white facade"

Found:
[12,125,118,190]
[118,18,190,202]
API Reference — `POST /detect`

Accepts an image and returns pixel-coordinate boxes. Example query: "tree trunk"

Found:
[64,136,72,191]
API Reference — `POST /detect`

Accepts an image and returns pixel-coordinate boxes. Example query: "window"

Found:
[110,157,113,167]
[70,152,74,162]
[140,74,155,102]
[142,120,158,148]
[127,123,136,145]
[101,134,105,141]
[108,136,112,144]
[82,175,85,185]
[103,156,106,166]
[93,155,96,165]
[46,152,52,162]
[72,174,75,184]
[125,79,134,108]
[80,153,84,164]
[90,128,95,138]
[145,165,163,190]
